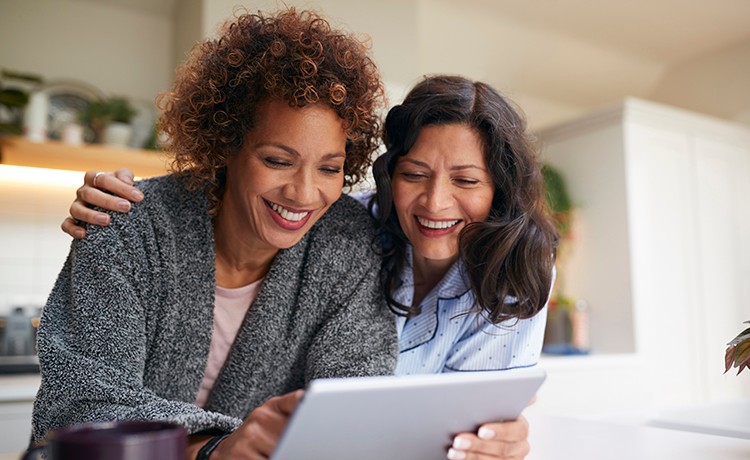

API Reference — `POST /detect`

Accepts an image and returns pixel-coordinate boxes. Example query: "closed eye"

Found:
[320,166,342,175]
[454,178,480,186]
[400,172,428,181]
[264,157,292,168]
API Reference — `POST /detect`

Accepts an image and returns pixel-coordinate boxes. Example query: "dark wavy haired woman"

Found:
[32,8,398,460]
[370,74,558,376]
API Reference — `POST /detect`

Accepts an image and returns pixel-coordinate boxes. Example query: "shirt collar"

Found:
[395,245,472,303]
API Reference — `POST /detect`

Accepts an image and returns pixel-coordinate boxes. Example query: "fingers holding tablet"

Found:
[216,390,304,459]
[448,416,530,460]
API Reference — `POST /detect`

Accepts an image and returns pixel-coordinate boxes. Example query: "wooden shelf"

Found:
[0,135,170,178]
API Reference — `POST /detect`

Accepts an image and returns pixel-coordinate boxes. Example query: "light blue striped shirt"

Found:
[393,246,548,375]
[348,190,549,375]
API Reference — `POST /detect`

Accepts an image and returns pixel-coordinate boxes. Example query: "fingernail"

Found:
[95,214,110,225]
[447,448,466,460]
[131,189,144,200]
[452,437,471,449]
[74,230,85,239]
[478,427,496,440]
[117,201,132,213]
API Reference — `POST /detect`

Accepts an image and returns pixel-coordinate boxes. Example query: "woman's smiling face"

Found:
[392,123,494,265]
[223,98,347,252]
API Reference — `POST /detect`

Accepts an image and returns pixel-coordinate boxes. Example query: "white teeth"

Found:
[417,216,459,229]
[269,202,309,222]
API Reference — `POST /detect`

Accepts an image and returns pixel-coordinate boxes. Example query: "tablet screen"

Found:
[272,366,546,460]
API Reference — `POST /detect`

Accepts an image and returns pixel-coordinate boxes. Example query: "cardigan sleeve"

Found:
[31,214,240,443]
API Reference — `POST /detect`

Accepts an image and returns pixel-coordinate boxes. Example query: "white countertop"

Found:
[526,412,750,460]
[1,407,748,459]
[647,400,750,440]
[2,373,748,459]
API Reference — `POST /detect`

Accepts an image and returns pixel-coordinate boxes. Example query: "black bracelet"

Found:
[195,433,231,460]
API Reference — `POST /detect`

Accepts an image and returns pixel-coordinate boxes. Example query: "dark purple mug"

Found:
[22,420,187,460]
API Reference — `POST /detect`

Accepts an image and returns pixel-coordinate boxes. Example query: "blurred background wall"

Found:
[1,0,749,131]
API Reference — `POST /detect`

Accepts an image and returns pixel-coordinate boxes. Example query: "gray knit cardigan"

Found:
[31,174,398,442]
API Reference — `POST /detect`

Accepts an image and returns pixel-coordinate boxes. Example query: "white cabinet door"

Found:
[625,121,702,406]
[691,136,750,401]
[0,401,33,454]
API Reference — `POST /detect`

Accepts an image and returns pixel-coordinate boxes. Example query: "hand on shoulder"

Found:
[62,168,143,239]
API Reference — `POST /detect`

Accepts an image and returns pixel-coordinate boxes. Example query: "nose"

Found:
[282,167,317,205]
[422,177,453,212]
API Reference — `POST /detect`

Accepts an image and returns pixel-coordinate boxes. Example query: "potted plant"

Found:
[541,163,589,353]
[0,69,44,135]
[725,321,750,375]
[79,96,136,146]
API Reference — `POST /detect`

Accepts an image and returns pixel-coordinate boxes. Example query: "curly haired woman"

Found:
[31,8,398,459]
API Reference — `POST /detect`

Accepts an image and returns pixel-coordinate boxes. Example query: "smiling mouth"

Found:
[416,216,460,229]
[267,200,311,222]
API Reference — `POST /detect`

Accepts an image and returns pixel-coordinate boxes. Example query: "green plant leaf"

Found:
[542,163,573,235]
[105,96,136,123]
[0,88,29,107]
[79,96,136,125]
[542,164,572,214]
[727,328,750,346]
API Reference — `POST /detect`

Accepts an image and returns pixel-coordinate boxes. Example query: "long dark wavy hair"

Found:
[371,75,558,324]
[157,8,386,215]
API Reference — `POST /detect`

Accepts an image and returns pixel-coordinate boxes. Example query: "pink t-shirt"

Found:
[194,279,263,407]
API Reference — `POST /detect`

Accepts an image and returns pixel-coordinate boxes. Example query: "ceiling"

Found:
[412,0,750,126]
[469,0,750,65]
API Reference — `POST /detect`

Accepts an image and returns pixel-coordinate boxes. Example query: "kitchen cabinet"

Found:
[0,375,39,454]
[535,98,750,417]
[0,135,170,178]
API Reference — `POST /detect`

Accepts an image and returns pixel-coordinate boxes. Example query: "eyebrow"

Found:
[256,142,346,160]
[399,158,488,172]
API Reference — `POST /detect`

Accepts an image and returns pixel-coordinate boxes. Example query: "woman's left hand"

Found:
[447,415,530,460]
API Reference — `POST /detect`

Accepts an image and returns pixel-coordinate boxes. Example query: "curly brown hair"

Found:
[157,8,386,214]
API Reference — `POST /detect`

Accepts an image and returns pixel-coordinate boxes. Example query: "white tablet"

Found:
[271,366,546,460]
